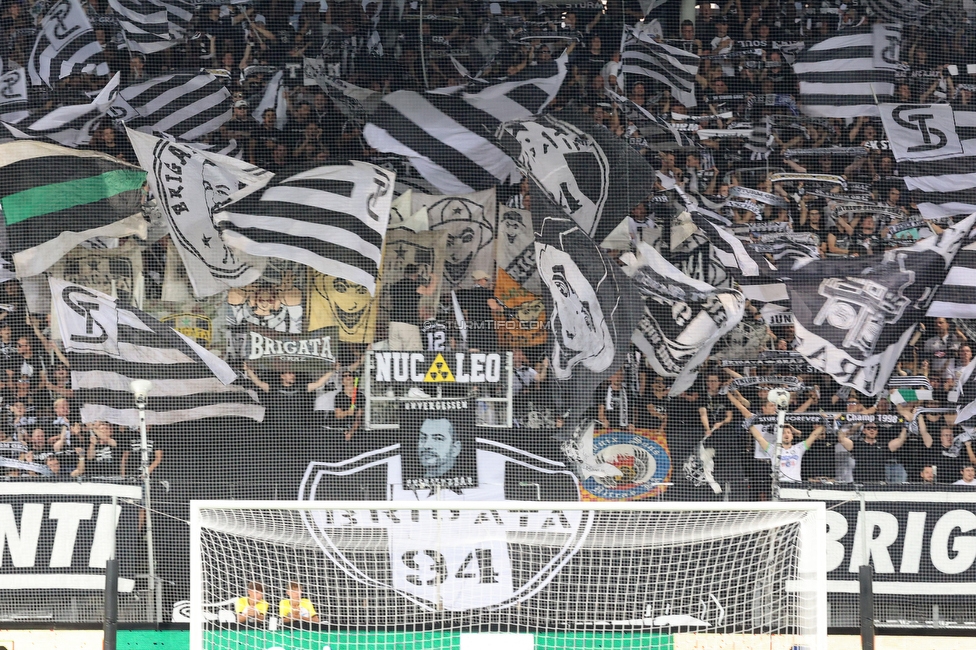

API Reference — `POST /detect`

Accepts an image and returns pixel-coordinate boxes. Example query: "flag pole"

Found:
[130,378,160,622]
[419,0,429,90]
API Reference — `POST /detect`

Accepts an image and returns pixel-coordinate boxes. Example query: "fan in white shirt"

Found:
[954,466,976,486]
[750,423,824,483]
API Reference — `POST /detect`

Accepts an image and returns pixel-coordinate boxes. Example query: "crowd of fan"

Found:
[2,0,976,491]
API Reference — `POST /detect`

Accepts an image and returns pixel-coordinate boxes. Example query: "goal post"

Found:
[189,500,827,650]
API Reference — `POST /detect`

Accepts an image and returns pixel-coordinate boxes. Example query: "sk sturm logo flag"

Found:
[879,103,962,162]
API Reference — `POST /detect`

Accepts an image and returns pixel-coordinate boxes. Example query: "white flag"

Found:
[127,128,270,298]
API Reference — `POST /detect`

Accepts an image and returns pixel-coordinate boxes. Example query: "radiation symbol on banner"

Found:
[424,353,455,382]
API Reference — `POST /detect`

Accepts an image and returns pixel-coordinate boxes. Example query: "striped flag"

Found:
[114,72,233,142]
[927,238,976,319]
[793,24,900,118]
[362,55,566,194]
[899,106,976,195]
[0,140,147,278]
[127,128,271,298]
[49,278,264,427]
[107,0,175,54]
[686,207,766,278]
[214,162,396,295]
[620,25,699,108]
[28,0,109,87]
[3,72,120,147]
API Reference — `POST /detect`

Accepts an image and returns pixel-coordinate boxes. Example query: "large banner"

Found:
[299,405,584,611]
[0,482,142,593]
[783,487,976,595]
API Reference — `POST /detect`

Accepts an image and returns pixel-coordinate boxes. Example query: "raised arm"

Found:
[837,424,854,452]
[888,426,910,453]
[804,424,824,449]
[243,363,270,393]
[749,424,771,453]
[306,370,334,392]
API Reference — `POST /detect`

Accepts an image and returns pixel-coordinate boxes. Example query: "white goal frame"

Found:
[189,500,828,650]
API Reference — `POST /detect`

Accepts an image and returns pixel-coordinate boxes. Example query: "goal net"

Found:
[190,500,827,650]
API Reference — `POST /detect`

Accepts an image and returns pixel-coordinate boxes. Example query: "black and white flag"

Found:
[497,109,656,244]
[113,72,233,142]
[214,162,395,296]
[128,129,271,298]
[3,73,120,147]
[879,103,962,162]
[900,106,976,195]
[0,68,28,114]
[251,70,287,129]
[49,278,265,427]
[28,0,109,87]
[620,25,700,108]
[363,56,566,194]
[952,353,976,425]
[535,213,641,427]
[788,213,975,396]
[687,208,767,277]
[793,25,900,118]
[915,191,976,219]
[926,239,976,319]
[623,242,744,396]
[107,0,174,54]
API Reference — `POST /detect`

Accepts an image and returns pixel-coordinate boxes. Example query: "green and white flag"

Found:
[0,141,147,277]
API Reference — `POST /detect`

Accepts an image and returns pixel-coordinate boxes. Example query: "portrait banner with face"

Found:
[307,269,378,344]
[498,110,656,245]
[377,229,447,331]
[399,406,479,492]
[412,188,497,291]
[49,242,145,309]
[495,206,541,293]
[127,129,271,298]
[535,214,642,427]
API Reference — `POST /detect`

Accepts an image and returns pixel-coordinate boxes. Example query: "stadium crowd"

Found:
[1,0,976,497]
